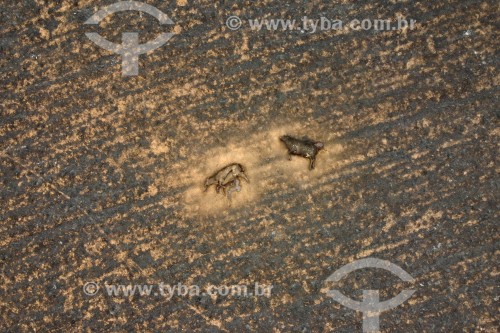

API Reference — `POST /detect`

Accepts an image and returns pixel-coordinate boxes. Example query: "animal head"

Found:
[314,141,324,150]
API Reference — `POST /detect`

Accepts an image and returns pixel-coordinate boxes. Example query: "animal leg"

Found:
[226,179,241,200]
[239,172,249,183]
[205,177,217,192]
[309,157,316,170]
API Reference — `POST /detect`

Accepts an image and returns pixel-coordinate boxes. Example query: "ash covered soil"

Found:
[0,0,499,332]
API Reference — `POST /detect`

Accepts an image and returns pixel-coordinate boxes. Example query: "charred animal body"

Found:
[280,135,324,170]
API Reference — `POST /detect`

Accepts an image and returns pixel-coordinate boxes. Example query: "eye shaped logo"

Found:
[325,258,415,332]
[84,1,174,76]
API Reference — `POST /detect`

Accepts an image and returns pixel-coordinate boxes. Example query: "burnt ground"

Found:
[0,0,499,332]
